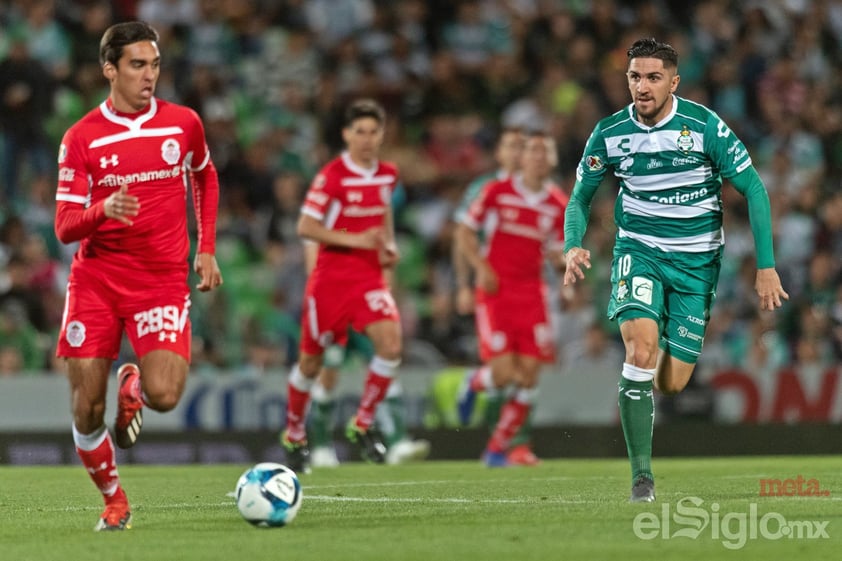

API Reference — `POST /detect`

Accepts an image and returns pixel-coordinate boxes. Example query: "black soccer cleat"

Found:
[280,431,312,475]
[345,417,386,464]
[630,475,656,503]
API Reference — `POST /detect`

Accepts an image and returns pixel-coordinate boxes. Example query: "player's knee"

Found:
[299,355,323,377]
[144,388,180,412]
[626,348,658,370]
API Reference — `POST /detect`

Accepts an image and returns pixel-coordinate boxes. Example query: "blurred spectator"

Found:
[0,29,54,204]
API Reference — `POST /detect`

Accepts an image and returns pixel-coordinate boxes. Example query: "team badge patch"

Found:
[677,125,694,152]
[66,321,86,348]
[585,155,604,171]
[616,279,628,302]
[58,144,67,164]
[161,138,181,165]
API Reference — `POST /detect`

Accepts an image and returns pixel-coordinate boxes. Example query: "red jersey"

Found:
[463,174,568,287]
[55,97,218,278]
[301,152,398,283]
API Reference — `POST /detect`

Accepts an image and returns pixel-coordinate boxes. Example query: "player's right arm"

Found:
[297,213,385,250]
[452,175,490,313]
[54,129,139,243]
[456,182,498,294]
[563,125,608,285]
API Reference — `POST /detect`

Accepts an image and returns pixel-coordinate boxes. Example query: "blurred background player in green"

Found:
[308,326,431,467]
[452,127,541,466]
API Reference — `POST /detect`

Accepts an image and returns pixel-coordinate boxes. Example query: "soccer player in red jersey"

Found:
[456,130,568,466]
[281,99,402,473]
[53,22,223,531]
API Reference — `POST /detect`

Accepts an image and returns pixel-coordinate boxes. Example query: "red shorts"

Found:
[299,275,399,355]
[57,264,192,361]
[475,284,555,363]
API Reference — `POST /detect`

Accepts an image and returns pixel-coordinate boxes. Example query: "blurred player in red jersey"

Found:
[281,99,402,473]
[456,130,567,466]
[53,22,223,531]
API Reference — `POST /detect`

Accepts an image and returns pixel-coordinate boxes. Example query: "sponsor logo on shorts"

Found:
[677,325,704,342]
[66,320,86,347]
[632,277,653,305]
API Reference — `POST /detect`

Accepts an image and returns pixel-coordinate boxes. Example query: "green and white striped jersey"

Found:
[575,95,752,253]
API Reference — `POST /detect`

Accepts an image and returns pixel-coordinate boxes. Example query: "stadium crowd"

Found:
[0,0,840,378]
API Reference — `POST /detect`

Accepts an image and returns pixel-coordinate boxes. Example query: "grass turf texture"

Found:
[1,456,840,561]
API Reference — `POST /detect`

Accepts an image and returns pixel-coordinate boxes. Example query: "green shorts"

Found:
[323,328,375,368]
[607,238,721,364]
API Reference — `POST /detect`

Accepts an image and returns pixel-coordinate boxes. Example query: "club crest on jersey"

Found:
[585,155,603,171]
[677,125,694,152]
[66,321,86,347]
[161,138,181,165]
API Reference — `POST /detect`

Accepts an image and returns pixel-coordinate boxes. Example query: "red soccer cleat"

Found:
[94,489,132,531]
[506,444,541,466]
[114,363,143,449]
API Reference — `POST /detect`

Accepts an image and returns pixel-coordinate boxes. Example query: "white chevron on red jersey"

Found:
[302,152,399,282]
[463,173,568,286]
[56,97,211,274]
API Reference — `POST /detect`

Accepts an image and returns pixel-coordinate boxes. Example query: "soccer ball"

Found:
[235,462,303,527]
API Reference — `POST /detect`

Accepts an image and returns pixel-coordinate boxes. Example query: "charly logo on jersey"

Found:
[66,320,86,347]
[677,125,694,152]
[100,154,119,168]
[348,191,363,203]
[632,276,653,305]
[161,138,181,165]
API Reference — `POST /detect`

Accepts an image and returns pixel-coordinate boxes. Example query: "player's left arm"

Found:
[729,166,788,310]
[379,181,400,269]
[707,112,788,310]
[187,118,223,292]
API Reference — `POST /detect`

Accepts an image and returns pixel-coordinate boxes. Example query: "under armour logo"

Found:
[100,154,119,168]
[158,332,177,343]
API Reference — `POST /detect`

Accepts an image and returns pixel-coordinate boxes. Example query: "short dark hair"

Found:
[100,21,159,66]
[627,38,678,70]
[344,98,386,128]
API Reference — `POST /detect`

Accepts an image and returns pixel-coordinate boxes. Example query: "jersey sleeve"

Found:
[703,110,752,178]
[564,123,607,251]
[461,181,495,231]
[55,128,91,206]
[454,175,491,223]
[301,169,338,221]
[184,108,211,172]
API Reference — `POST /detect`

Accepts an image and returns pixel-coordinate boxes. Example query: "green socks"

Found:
[308,399,336,448]
[618,378,654,481]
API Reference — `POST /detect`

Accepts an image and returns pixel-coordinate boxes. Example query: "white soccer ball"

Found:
[235,462,303,527]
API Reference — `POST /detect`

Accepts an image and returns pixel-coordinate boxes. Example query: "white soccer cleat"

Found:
[385,438,431,465]
[310,446,340,468]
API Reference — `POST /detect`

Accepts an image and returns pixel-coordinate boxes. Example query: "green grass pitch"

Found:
[1,456,840,561]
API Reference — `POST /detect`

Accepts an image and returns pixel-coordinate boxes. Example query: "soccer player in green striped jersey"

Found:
[562,38,789,502]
